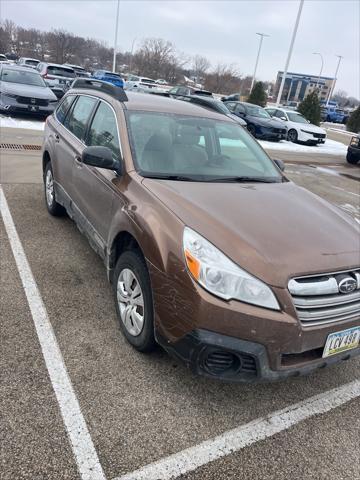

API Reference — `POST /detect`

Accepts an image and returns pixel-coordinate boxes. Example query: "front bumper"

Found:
[0,99,56,115]
[149,263,360,383]
[157,328,360,383]
[257,128,287,141]
[299,130,326,145]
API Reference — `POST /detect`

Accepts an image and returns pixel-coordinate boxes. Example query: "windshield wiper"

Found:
[206,176,280,183]
[143,174,197,181]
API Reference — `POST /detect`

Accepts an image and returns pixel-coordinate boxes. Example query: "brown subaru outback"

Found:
[42,78,360,382]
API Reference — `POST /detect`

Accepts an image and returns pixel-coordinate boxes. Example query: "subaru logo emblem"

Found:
[338,277,357,294]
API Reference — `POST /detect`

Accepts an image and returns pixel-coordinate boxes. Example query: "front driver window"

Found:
[86,101,121,158]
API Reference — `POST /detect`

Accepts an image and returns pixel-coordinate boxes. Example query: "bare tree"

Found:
[192,54,211,80]
[204,63,241,94]
[133,38,179,79]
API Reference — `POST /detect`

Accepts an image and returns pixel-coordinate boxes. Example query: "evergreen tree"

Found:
[247,81,267,107]
[346,106,360,133]
[297,91,321,126]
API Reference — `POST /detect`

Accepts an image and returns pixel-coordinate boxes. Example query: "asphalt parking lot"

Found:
[1,122,359,480]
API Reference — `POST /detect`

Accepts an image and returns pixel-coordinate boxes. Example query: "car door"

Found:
[54,94,98,208]
[72,99,122,249]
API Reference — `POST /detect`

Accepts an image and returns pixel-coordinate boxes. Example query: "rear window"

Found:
[104,72,122,79]
[64,95,97,140]
[25,59,39,66]
[140,78,156,84]
[47,66,76,78]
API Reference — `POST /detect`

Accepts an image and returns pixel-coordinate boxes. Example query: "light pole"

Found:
[250,33,270,93]
[326,55,343,106]
[312,52,324,90]
[112,0,120,73]
[276,0,304,106]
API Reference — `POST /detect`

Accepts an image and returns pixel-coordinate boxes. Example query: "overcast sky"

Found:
[2,0,359,97]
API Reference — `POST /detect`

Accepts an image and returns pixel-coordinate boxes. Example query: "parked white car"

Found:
[126,75,157,91]
[265,107,326,145]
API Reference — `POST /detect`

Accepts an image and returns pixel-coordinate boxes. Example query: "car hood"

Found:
[143,179,359,287]
[296,123,326,134]
[0,81,57,100]
[248,116,286,129]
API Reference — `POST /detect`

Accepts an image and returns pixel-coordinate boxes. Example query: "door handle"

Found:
[54,134,60,143]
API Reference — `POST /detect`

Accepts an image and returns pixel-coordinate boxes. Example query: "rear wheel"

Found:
[113,250,156,352]
[287,129,298,143]
[44,162,65,216]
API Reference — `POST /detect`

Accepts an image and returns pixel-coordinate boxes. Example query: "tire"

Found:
[113,250,156,352]
[44,162,65,216]
[346,151,360,165]
[247,124,256,137]
[287,129,298,143]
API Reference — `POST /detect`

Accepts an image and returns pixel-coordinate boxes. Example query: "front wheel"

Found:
[113,250,156,352]
[44,162,65,216]
[287,129,298,143]
[346,151,360,165]
[247,124,256,137]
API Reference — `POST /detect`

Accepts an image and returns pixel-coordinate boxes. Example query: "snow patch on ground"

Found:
[0,115,45,131]
[260,138,347,156]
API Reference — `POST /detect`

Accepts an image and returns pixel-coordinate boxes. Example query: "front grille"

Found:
[16,96,48,106]
[312,132,326,139]
[289,269,360,327]
[273,128,286,134]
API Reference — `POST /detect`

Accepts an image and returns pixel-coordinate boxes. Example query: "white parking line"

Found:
[0,187,106,480]
[115,379,360,480]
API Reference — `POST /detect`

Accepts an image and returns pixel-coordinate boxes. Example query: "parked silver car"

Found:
[17,57,40,69]
[36,62,76,98]
[0,65,58,116]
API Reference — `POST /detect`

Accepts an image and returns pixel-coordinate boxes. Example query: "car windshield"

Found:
[126,112,282,182]
[245,105,271,118]
[213,101,230,114]
[1,68,46,87]
[287,112,309,123]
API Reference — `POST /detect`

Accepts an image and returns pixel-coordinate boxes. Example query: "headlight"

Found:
[183,227,280,310]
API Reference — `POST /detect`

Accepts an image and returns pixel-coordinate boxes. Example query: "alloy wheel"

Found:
[45,169,54,207]
[117,268,145,337]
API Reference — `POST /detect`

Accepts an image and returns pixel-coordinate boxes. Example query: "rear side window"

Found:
[56,95,76,124]
[86,102,121,158]
[64,96,97,141]
[235,104,246,114]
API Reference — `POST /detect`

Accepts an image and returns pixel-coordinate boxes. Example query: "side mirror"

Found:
[273,158,285,171]
[82,146,122,174]
[280,116,287,121]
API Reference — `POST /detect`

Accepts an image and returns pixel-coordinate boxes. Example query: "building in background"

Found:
[275,71,335,104]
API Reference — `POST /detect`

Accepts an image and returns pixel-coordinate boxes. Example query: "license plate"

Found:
[323,326,360,358]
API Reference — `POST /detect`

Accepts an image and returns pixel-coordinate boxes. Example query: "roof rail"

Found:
[71,78,128,102]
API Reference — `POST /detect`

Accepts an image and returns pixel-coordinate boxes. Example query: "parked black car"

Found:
[224,101,287,141]
[175,94,247,127]
[347,136,360,164]
[168,85,213,97]
[221,93,241,102]
[0,65,58,116]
